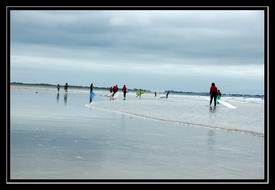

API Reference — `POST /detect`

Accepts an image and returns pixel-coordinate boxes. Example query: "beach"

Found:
[10,85,264,179]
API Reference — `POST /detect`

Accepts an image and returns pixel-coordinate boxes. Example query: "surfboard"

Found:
[112,92,119,99]
[217,99,236,109]
[136,90,144,95]
[90,91,95,102]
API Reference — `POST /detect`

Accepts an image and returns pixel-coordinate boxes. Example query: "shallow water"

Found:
[10,86,265,179]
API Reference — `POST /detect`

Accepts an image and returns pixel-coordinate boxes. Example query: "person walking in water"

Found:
[112,85,118,97]
[64,83,68,93]
[122,85,127,100]
[57,84,60,92]
[216,89,222,104]
[90,83,94,103]
[210,82,218,107]
[137,89,142,98]
[155,92,157,97]
[166,91,170,99]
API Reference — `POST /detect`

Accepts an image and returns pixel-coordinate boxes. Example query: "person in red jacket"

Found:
[210,82,218,107]
[122,85,127,100]
[110,87,113,93]
[112,85,118,97]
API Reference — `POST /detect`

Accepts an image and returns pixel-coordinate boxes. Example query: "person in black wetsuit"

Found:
[57,84,60,92]
[122,85,127,100]
[64,83,68,93]
[166,91,170,99]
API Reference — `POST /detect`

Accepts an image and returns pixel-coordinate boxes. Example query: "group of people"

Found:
[110,84,128,100]
[56,83,68,93]
[57,82,222,107]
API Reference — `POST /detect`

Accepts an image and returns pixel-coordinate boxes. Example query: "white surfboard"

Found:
[112,92,119,99]
[217,100,236,109]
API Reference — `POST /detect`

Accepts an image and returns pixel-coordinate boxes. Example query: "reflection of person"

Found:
[122,85,127,100]
[64,83,68,93]
[56,93,59,102]
[64,93,68,104]
[210,82,218,107]
[166,91,170,99]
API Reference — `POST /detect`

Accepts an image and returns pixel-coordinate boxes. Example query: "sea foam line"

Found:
[85,104,264,137]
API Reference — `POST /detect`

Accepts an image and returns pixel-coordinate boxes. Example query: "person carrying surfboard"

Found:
[90,83,94,103]
[122,85,127,100]
[210,82,218,107]
[216,90,222,104]
[112,85,118,97]
[166,91,170,99]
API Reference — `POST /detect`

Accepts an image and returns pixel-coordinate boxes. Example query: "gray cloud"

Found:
[10,10,265,94]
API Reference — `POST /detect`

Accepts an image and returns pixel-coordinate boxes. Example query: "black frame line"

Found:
[6,5,269,184]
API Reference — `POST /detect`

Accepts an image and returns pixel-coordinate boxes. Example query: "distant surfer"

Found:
[112,85,118,97]
[64,83,68,93]
[210,82,218,107]
[155,92,157,97]
[166,91,170,99]
[122,85,127,100]
[90,83,94,92]
[57,84,60,92]
[137,89,142,98]
[90,83,94,103]
[216,90,222,104]
[110,86,113,93]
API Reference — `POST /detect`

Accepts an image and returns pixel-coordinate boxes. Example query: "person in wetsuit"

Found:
[90,83,94,103]
[64,83,68,93]
[122,85,127,100]
[57,84,60,92]
[112,85,118,97]
[166,91,170,99]
[210,82,218,107]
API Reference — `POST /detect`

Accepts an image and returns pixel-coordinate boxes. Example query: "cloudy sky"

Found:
[10,10,264,94]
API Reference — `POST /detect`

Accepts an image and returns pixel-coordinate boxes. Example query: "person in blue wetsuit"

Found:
[90,83,94,103]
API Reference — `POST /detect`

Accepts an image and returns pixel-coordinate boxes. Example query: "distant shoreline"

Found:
[10,82,264,98]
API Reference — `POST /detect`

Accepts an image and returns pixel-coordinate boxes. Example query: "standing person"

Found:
[210,82,218,107]
[122,85,127,100]
[57,84,60,92]
[216,90,222,104]
[166,91,170,99]
[112,85,118,97]
[137,89,143,98]
[64,83,68,93]
[155,92,157,97]
[90,83,94,92]
[90,83,94,103]
[110,86,113,93]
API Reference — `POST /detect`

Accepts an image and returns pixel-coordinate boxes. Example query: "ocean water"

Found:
[10,85,265,179]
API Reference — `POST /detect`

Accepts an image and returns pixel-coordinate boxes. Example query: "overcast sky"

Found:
[10,10,264,94]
